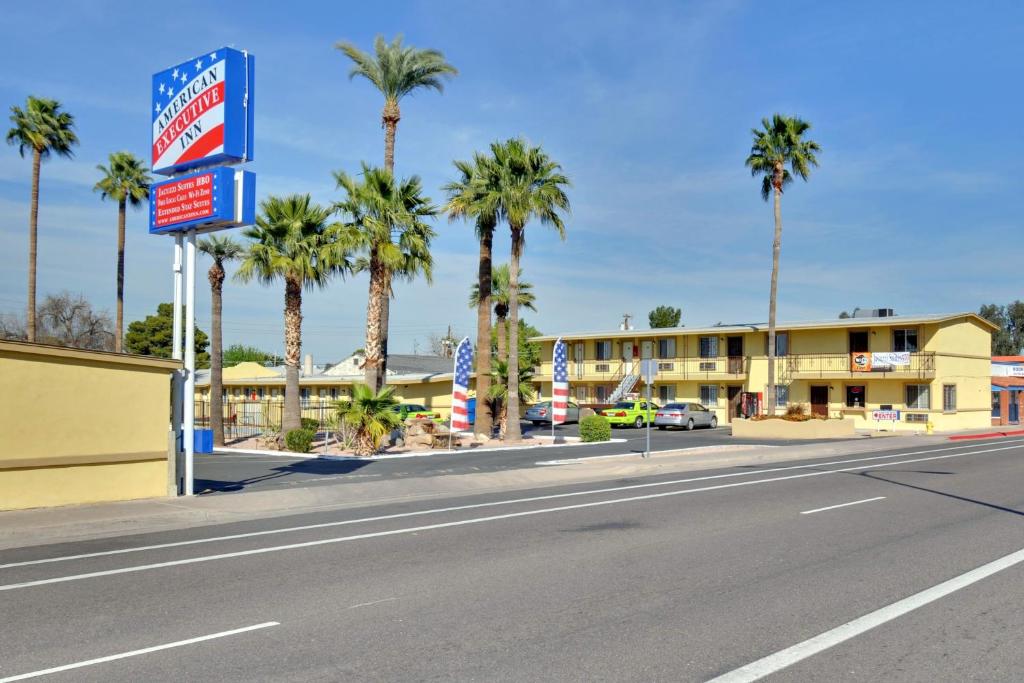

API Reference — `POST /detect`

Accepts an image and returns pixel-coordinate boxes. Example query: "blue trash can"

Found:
[467,397,476,425]
[193,429,213,454]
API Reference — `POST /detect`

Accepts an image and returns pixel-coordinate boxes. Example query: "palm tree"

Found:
[6,96,78,342]
[445,153,499,437]
[335,35,456,386]
[745,114,821,414]
[469,264,537,367]
[484,138,571,440]
[338,383,403,456]
[198,235,243,446]
[95,152,151,352]
[236,195,350,433]
[487,359,536,439]
[333,164,437,392]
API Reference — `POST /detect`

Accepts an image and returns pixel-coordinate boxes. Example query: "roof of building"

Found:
[993,356,1024,363]
[530,312,997,342]
[992,377,1024,389]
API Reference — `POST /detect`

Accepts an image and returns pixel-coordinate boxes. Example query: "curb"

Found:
[948,429,1024,441]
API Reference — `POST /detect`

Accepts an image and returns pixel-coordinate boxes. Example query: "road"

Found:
[196,422,836,494]
[3,436,1024,681]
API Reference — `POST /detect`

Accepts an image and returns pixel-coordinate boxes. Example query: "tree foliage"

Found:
[125,302,209,367]
[4,292,116,351]
[223,344,283,367]
[6,96,78,159]
[980,302,1024,355]
[648,305,681,328]
[338,383,403,456]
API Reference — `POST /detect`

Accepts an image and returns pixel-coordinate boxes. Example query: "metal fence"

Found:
[194,399,340,441]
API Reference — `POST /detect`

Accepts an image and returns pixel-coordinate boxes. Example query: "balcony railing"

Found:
[781,352,935,378]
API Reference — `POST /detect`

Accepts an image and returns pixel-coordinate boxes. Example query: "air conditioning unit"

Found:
[699,361,717,372]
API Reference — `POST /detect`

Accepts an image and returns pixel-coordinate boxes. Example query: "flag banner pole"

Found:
[552,338,568,443]
[450,337,473,450]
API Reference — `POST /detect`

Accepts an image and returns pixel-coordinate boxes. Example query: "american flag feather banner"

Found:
[450,337,473,432]
[552,338,569,424]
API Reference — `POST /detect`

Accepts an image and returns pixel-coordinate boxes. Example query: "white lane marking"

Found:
[708,544,1024,682]
[537,444,778,465]
[800,496,887,515]
[1,443,1019,592]
[0,622,279,682]
[3,438,1020,571]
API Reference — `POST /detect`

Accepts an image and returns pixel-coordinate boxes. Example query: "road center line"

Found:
[708,543,1024,682]
[0,622,279,682]
[3,438,1017,571]
[800,496,886,515]
[1,443,1019,592]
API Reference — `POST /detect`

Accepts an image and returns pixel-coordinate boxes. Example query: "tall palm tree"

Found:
[6,96,78,342]
[334,164,437,392]
[198,235,243,446]
[445,153,499,437]
[483,139,571,440]
[469,264,536,367]
[745,114,821,414]
[236,195,350,433]
[487,359,536,439]
[95,152,151,352]
[335,34,456,387]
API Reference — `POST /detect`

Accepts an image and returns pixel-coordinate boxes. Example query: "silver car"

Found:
[525,400,580,425]
[654,402,718,431]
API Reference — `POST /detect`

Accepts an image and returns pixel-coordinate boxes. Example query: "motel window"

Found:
[658,385,676,402]
[699,336,719,359]
[700,385,718,406]
[657,338,676,359]
[256,387,265,400]
[330,388,339,400]
[300,388,311,400]
[765,332,789,357]
[846,385,866,408]
[595,385,610,403]
[775,384,789,407]
[595,340,613,361]
[894,329,919,352]
[992,391,1001,417]
[943,384,957,413]
[233,388,241,397]
[221,389,227,401]
[271,388,280,398]
[906,384,930,410]
[576,386,588,402]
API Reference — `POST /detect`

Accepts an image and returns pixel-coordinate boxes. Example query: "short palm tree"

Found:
[6,96,78,341]
[469,264,536,367]
[95,152,151,352]
[335,34,457,173]
[484,138,571,440]
[487,359,536,439]
[745,114,821,414]
[445,153,499,437]
[198,235,243,446]
[338,383,403,456]
[236,195,350,433]
[334,164,437,392]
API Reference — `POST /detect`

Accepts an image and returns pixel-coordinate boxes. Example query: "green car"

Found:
[391,403,442,422]
[600,400,659,428]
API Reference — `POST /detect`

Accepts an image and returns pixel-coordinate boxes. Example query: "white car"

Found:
[654,403,718,430]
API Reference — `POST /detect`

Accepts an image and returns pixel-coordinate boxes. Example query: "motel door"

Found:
[727,386,742,422]
[727,336,744,374]
[622,341,636,374]
[1011,391,1021,424]
[810,386,829,417]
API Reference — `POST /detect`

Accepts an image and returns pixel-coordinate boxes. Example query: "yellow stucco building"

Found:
[532,312,995,433]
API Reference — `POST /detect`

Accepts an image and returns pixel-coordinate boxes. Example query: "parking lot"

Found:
[194,420,824,495]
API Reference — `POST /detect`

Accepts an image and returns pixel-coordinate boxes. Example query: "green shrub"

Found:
[300,417,319,432]
[579,414,611,442]
[285,428,315,453]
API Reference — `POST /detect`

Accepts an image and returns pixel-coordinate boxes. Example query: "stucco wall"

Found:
[0,341,179,510]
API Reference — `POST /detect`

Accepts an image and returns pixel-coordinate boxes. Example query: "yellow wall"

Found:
[0,341,179,510]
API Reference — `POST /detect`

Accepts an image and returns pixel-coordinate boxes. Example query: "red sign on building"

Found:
[153,172,216,229]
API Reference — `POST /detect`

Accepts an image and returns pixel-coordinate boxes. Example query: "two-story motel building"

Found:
[532,311,995,432]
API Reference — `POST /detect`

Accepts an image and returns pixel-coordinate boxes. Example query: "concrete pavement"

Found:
[3,436,1024,680]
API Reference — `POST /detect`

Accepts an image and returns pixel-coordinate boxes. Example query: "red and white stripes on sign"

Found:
[451,388,470,432]
[552,382,569,424]
[152,61,226,170]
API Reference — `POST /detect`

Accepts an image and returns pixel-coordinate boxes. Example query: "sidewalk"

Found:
[0,433,959,551]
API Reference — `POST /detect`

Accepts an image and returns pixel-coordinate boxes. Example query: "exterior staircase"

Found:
[608,369,640,403]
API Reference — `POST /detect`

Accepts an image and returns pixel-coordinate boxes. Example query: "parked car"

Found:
[391,403,441,421]
[525,399,581,425]
[600,400,659,428]
[654,402,718,430]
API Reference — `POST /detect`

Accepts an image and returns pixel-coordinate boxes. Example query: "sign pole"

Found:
[645,379,652,458]
[182,229,197,495]
[171,234,184,493]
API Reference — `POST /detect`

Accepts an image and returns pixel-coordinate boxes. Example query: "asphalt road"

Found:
[195,422,838,494]
[3,437,1024,681]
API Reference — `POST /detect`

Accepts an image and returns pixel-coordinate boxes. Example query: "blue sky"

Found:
[1,1,1022,361]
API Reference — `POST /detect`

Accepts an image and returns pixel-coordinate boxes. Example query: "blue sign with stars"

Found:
[149,166,255,235]
[151,47,254,176]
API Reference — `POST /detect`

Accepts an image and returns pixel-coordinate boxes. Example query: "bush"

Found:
[285,428,315,453]
[300,417,319,432]
[579,414,611,442]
